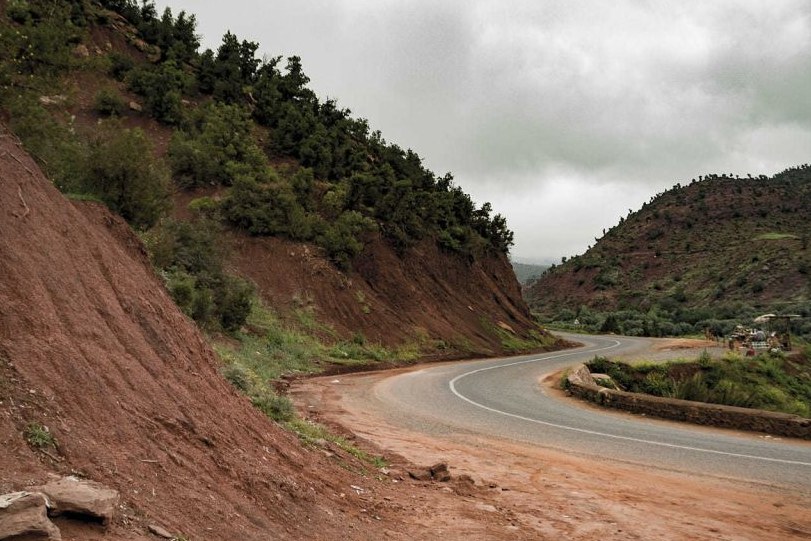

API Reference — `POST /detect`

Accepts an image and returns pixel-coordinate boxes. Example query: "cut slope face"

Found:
[228,234,536,355]
[0,130,394,539]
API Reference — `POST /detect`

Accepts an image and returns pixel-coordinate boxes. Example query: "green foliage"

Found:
[93,87,126,117]
[587,352,811,417]
[251,389,294,422]
[24,422,56,449]
[82,122,171,229]
[168,102,267,187]
[107,51,135,80]
[317,211,377,269]
[4,93,87,191]
[145,218,253,331]
[287,418,387,469]
[203,31,260,102]
[223,176,322,239]
[0,1,79,80]
[126,60,190,124]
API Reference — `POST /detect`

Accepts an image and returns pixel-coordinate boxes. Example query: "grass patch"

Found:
[25,422,57,449]
[481,317,556,353]
[287,418,387,469]
[587,350,811,417]
[215,297,424,427]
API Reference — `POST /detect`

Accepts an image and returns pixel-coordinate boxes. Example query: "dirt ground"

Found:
[291,342,811,540]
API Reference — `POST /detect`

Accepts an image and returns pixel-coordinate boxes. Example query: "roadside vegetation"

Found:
[214,297,417,469]
[542,302,811,343]
[587,349,811,417]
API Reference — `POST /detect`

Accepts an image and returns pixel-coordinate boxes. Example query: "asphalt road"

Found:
[370,333,811,491]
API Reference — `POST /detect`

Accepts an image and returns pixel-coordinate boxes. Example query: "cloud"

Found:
[157,0,811,261]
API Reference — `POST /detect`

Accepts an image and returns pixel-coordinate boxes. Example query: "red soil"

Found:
[0,128,460,540]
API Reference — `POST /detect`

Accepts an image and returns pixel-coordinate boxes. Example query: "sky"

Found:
[155,0,811,264]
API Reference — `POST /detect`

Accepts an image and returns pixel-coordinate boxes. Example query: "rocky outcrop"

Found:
[0,477,118,540]
[32,477,118,526]
[0,492,61,541]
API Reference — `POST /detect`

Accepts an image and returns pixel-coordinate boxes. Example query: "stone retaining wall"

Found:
[566,364,811,439]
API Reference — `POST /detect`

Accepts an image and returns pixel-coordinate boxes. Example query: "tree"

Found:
[168,102,267,187]
[211,31,260,103]
[127,60,191,124]
[83,122,171,229]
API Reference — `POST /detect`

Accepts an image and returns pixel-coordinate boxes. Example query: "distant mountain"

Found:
[526,168,811,338]
[511,262,549,285]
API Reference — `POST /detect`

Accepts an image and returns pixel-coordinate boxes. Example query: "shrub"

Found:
[82,122,171,229]
[7,0,33,24]
[93,87,126,117]
[24,422,56,449]
[147,219,254,331]
[317,210,377,269]
[126,60,190,124]
[108,51,135,80]
[168,102,266,187]
[251,390,294,422]
[222,363,251,393]
[215,275,253,331]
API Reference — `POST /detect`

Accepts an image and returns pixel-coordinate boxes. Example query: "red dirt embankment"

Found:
[0,130,422,540]
[173,187,540,356]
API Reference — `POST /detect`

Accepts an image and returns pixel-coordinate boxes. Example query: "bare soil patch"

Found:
[292,365,811,540]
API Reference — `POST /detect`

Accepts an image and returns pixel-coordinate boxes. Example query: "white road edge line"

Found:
[448,339,811,467]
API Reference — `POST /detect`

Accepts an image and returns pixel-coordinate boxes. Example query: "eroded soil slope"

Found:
[0,129,433,540]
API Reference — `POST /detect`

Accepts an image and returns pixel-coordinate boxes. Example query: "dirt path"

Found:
[291,344,811,540]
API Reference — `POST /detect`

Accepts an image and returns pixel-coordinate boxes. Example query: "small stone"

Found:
[407,468,432,481]
[73,44,90,58]
[475,503,497,513]
[38,96,67,107]
[129,101,143,112]
[148,524,174,539]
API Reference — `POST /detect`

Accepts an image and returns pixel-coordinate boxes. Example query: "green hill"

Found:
[527,169,811,339]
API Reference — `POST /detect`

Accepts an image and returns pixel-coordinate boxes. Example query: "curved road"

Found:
[367,333,811,491]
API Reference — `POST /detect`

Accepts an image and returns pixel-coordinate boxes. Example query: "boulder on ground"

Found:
[32,477,119,526]
[0,491,61,541]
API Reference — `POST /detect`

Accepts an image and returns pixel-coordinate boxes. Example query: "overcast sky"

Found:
[156,1,811,263]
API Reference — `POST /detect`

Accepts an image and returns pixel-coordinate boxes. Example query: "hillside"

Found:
[0,129,389,539]
[0,0,548,359]
[527,169,811,338]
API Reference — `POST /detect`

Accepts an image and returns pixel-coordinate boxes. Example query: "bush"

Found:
[108,51,135,80]
[126,60,190,124]
[168,102,267,187]
[24,422,56,449]
[94,87,126,117]
[215,275,253,331]
[146,219,254,331]
[251,390,295,422]
[82,122,171,229]
[317,210,377,269]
